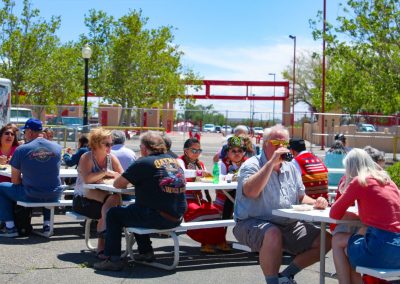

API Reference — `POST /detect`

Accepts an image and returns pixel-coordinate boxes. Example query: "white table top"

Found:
[327,168,345,174]
[84,183,135,194]
[272,207,360,225]
[83,181,237,194]
[0,167,78,178]
[186,181,237,190]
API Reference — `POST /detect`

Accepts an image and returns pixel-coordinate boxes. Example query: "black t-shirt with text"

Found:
[122,153,187,218]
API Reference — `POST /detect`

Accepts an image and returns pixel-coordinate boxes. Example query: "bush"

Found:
[386,162,400,187]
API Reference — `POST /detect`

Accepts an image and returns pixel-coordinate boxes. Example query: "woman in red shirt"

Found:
[177,138,227,254]
[0,124,19,183]
[330,148,400,284]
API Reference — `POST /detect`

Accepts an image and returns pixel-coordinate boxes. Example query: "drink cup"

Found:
[184,169,196,178]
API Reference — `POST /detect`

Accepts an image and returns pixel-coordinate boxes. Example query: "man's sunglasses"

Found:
[269,139,289,147]
[187,148,202,154]
[102,142,113,148]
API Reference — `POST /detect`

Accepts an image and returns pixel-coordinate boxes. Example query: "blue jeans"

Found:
[0,182,61,222]
[348,226,400,269]
[104,204,181,257]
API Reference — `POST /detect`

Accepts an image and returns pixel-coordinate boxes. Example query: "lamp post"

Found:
[82,44,92,129]
[268,73,276,124]
[321,0,327,150]
[289,35,296,137]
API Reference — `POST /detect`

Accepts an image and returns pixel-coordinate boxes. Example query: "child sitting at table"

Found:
[177,138,228,254]
[330,148,400,284]
[214,136,249,218]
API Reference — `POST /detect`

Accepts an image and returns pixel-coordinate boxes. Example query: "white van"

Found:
[0,78,11,126]
[10,107,33,125]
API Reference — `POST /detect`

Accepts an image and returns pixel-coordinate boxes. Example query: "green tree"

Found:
[310,0,400,114]
[82,9,200,125]
[0,0,82,116]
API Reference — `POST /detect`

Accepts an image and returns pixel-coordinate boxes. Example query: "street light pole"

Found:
[82,44,92,129]
[289,35,296,137]
[321,0,327,150]
[268,73,276,124]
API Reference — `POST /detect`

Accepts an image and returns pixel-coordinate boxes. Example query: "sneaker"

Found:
[42,225,50,234]
[278,275,297,284]
[133,251,155,262]
[93,259,124,271]
[200,244,216,254]
[0,226,18,238]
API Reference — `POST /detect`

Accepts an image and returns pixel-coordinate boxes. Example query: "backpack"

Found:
[13,204,33,236]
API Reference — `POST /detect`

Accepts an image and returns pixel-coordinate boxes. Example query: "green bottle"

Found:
[212,162,220,184]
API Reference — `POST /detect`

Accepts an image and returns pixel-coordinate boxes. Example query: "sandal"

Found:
[216,242,232,252]
[200,244,216,254]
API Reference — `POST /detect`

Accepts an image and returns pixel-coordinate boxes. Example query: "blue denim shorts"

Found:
[347,226,400,269]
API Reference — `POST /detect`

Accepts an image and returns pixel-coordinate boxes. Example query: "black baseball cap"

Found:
[289,137,306,152]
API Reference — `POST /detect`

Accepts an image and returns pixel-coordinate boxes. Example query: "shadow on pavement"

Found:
[58,245,261,279]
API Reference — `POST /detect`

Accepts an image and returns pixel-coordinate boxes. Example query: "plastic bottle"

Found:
[212,162,220,184]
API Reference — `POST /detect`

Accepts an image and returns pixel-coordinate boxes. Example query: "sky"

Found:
[13,0,345,120]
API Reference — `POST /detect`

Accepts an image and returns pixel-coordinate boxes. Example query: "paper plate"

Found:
[291,204,314,211]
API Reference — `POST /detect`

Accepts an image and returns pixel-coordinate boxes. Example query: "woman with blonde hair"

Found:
[72,128,123,259]
[330,148,400,283]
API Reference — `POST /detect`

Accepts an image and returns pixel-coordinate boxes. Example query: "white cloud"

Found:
[179,37,320,118]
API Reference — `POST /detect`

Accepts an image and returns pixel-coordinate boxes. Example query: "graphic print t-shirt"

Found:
[10,138,62,198]
[122,153,187,218]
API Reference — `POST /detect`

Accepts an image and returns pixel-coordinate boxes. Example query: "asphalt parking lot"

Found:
[0,131,367,283]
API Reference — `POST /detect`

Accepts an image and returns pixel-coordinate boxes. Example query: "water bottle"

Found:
[212,162,220,184]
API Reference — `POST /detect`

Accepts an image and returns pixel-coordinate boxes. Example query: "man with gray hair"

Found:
[233,124,330,283]
[111,130,136,171]
[363,145,385,168]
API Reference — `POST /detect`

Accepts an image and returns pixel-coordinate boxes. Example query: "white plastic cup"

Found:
[184,169,196,178]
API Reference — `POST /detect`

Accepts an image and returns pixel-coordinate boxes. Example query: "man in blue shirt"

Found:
[0,118,62,237]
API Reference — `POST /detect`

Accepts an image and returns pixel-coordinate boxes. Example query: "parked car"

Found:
[214,125,222,133]
[203,123,216,132]
[253,127,264,135]
[48,116,84,141]
[221,125,232,135]
[10,107,33,125]
[357,123,376,132]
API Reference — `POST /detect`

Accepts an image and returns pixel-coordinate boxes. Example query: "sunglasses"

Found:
[269,139,289,147]
[3,131,15,137]
[231,149,244,154]
[102,142,112,148]
[187,148,202,154]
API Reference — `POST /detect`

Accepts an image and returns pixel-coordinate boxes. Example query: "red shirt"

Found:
[0,145,17,183]
[330,177,400,233]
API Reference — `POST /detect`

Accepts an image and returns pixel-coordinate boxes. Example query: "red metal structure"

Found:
[185,80,289,101]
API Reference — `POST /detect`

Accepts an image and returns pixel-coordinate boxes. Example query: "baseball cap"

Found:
[289,137,306,152]
[20,118,43,131]
[334,133,346,142]
[227,136,245,149]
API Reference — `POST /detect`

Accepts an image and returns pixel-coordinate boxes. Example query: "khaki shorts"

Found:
[233,218,320,255]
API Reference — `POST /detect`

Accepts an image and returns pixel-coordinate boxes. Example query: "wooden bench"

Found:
[125,219,236,270]
[17,200,73,237]
[356,266,400,281]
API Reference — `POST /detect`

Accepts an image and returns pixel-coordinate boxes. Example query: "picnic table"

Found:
[272,207,359,284]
